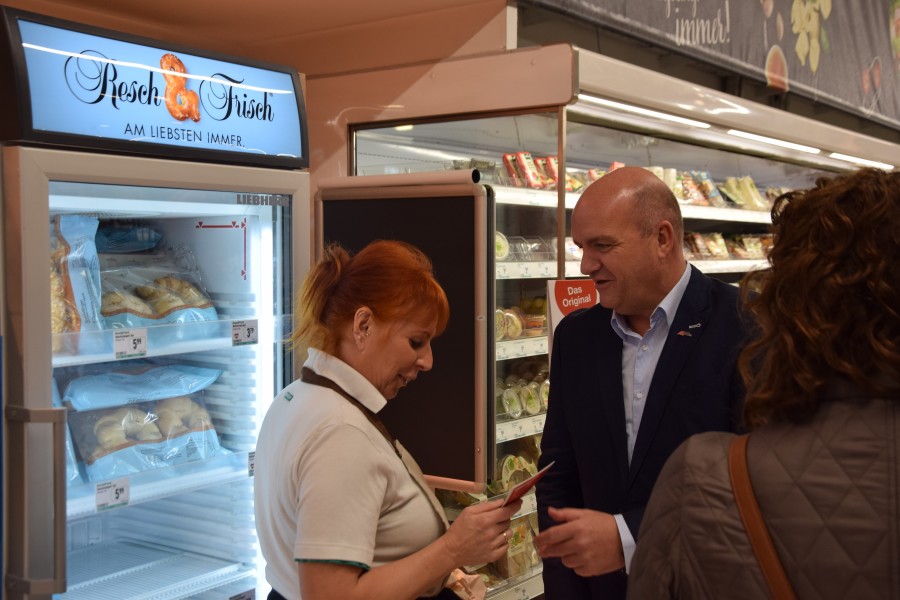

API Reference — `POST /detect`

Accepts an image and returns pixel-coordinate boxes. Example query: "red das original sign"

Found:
[546,279,599,352]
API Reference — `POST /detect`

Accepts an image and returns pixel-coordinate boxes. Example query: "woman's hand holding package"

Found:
[442,498,523,566]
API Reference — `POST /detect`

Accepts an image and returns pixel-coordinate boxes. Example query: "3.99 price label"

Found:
[232,319,259,346]
[114,328,148,359]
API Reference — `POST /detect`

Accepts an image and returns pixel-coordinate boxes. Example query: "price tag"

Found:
[538,262,555,277]
[96,478,129,511]
[496,263,509,278]
[496,426,509,443]
[113,328,147,359]
[248,451,256,476]
[232,319,259,346]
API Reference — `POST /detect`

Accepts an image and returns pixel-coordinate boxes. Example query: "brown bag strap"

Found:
[300,366,450,531]
[728,434,797,600]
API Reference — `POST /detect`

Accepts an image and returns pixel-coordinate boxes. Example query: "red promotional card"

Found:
[501,461,555,507]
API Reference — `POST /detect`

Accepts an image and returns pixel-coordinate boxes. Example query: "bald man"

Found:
[534,167,750,599]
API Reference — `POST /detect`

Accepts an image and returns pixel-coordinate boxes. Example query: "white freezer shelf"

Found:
[61,540,254,600]
[67,451,250,519]
[52,320,236,368]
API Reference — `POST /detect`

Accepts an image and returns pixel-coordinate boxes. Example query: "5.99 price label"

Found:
[96,478,130,511]
[232,319,259,346]
[114,328,148,359]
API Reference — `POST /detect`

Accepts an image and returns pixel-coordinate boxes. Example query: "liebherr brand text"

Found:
[236,194,290,207]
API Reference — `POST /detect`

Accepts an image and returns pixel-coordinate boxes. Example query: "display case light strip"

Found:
[828,153,894,171]
[576,94,711,129]
[726,129,821,154]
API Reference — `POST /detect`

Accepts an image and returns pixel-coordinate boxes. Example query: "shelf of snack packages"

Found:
[494,159,775,279]
[437,484,543,598]
[486,159,778,599]
[495,154,782,214]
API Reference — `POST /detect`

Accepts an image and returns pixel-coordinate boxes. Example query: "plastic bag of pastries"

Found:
[98,252,222,344]
[50,215,104,354]
[67,394,229,482]
[52,378,83,485]
[62,361,222,411]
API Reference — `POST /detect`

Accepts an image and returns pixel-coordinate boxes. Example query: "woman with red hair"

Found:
[256,240,520,600]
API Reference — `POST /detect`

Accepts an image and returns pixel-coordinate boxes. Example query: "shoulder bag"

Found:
[728,434,797,600]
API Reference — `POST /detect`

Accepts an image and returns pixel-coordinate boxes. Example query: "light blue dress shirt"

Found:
[611,262,691,572]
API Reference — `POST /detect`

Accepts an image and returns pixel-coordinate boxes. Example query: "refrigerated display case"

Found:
[1,9,308,600]
[309,42,897,599]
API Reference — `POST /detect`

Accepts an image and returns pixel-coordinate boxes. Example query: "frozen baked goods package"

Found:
[99,251,222,344]
[95,221,162,253]
[50,215,104,354]
[67,393,229,482]
[62,362,222,411]
[53,377,83,485]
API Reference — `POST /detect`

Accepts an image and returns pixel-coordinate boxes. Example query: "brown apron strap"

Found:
[300,367,450,530]
[728,434,797,600]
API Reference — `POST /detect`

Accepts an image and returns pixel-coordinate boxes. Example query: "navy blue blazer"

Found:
[536,266,750,600]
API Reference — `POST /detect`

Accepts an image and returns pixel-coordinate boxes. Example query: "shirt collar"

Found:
[303,347,388,414]
[612,262,691,338]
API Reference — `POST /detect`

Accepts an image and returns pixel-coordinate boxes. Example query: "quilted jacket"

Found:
[627,386,899,599]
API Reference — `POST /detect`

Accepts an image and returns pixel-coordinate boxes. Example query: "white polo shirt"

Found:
[254,348,446,599]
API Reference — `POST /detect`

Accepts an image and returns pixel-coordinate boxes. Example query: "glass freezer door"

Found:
[2,147,307,600]
[51,181,287,599]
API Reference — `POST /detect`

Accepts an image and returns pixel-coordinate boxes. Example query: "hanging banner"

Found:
[528,0,900,130]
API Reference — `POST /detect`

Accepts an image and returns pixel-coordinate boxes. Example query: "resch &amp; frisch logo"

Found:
[62,50,277,125]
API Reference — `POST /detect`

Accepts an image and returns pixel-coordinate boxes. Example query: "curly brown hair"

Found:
[739,168,900,429]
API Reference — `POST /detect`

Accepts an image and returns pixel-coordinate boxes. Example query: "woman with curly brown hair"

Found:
[627,168,900,599]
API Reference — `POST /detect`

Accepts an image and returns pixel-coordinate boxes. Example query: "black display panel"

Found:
[320,190,493,485]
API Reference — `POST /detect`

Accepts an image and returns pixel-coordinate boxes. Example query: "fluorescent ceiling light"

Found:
[577,94,711,129]
[828,152,893,171]
[393,124,414,132]
[726,129,820,154]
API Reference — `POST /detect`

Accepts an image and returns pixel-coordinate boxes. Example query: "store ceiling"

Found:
[8,0,502,70]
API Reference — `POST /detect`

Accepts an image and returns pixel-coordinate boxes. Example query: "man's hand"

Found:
[534,507,625,577]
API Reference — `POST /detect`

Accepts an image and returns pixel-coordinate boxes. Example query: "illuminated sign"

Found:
[6,11,307,168]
